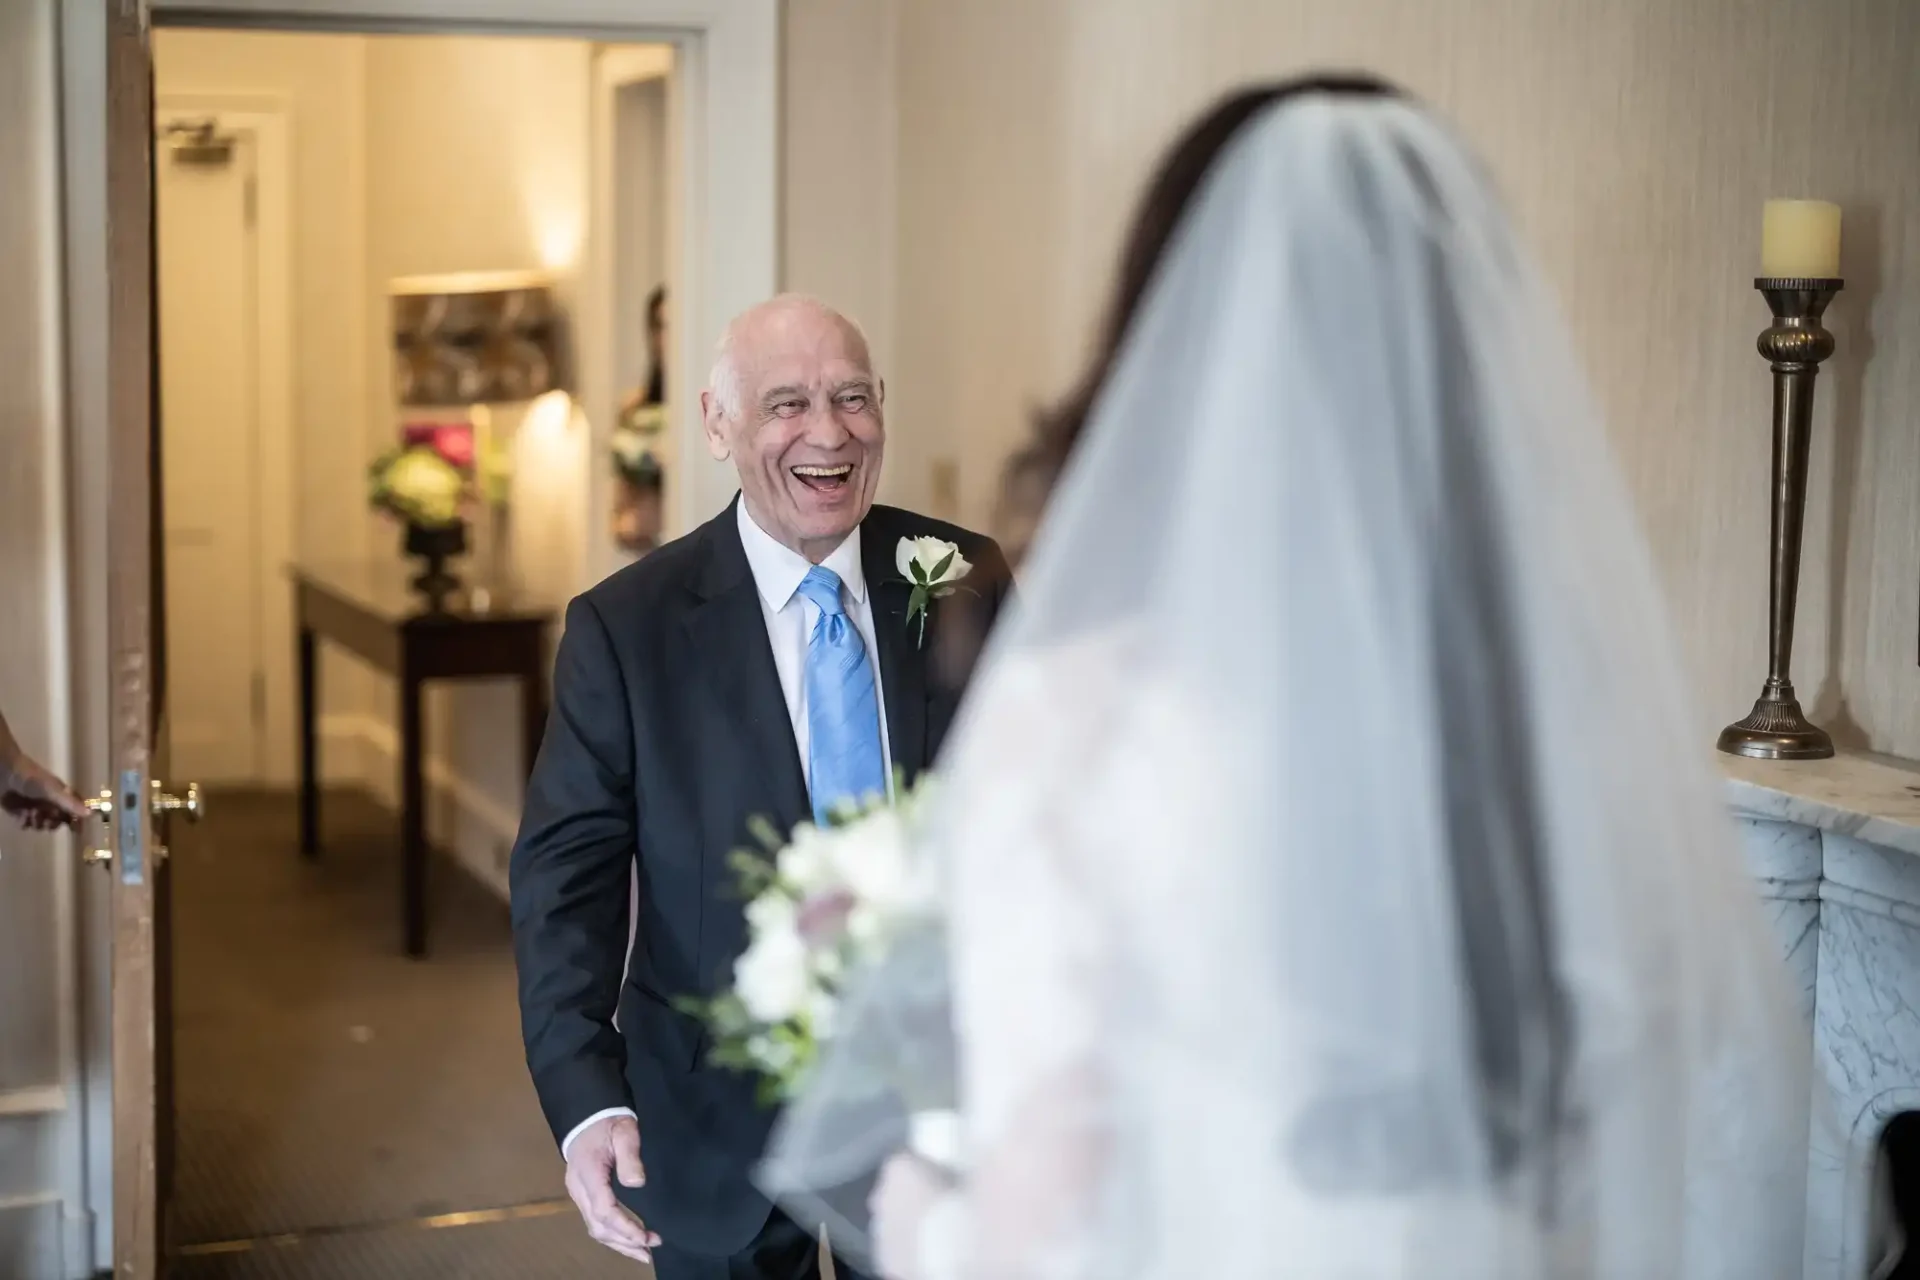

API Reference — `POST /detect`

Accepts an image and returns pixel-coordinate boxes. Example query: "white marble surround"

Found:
[1724,751,1920,1280]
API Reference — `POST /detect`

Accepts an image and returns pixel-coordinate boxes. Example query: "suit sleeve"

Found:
[511,594,638,1148]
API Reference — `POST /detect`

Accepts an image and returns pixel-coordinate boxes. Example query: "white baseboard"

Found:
[316,713,517,901]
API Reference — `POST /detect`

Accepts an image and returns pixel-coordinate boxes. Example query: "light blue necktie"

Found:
[798,566,887,824]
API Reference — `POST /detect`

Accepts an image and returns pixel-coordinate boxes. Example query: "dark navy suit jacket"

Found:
[511,499,1009,1256]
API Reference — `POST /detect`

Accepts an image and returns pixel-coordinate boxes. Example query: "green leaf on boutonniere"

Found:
[907,583,931,649]
[927,550,955,584]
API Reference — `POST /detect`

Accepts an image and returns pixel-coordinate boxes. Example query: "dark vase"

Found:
[403,520,467,600]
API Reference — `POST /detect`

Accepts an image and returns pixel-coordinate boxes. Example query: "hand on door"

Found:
[0,706,86,831]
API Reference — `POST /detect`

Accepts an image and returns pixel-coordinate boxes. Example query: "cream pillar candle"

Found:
[1761,199,1842,278]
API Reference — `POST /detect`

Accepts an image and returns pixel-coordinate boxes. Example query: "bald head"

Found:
[707,295,875,420]
[701,295,886,561]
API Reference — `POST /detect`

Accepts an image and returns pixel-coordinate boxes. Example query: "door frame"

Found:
[587,43,676,584]
[153,95,297,787]
[59,1,778,1273]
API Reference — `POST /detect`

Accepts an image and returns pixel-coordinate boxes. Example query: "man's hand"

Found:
[0,750,86,832]
[565,1113,661,1264]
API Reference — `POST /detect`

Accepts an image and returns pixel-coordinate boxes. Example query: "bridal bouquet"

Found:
[681,776,944,1107]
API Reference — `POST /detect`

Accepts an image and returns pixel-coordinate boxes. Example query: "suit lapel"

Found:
[863,515,930,782]
[684,504,810,835]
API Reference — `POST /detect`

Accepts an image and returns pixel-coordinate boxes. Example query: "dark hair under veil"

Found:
[1007,73,1576,1194]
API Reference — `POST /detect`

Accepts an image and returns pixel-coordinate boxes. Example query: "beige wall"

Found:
[153,31,371,575]
[612,76,669,396]
[361,34,598,888]
[889,0,1920,756]
[152,30,374,770]
[781,0,903,500]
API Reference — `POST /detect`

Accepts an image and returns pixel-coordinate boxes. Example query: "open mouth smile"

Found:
[790,463,855,494]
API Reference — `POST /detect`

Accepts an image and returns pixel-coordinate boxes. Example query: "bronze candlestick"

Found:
[1718,278,1842,760]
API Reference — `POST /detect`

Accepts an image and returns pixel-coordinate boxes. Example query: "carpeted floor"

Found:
[168,788,646,1278]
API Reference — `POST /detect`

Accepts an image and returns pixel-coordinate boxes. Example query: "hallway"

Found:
[168,789,640,1278]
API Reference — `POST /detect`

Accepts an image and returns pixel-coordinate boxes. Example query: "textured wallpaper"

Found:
[892,0,1920,756]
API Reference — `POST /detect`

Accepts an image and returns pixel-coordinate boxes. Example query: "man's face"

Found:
[703,303,885,561]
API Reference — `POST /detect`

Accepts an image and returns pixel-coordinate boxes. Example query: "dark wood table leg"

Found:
[400,663,427,958]
[297,622,319,859]
[522,664,549,783]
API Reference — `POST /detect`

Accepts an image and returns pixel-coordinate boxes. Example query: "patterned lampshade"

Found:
[389,270,565,408]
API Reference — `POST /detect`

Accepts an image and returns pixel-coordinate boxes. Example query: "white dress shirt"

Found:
[562,501,893,1160]
[733,499,894,789]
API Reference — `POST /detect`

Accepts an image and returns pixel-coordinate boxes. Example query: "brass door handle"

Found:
[151,780,204,823]
[82,790,113,866]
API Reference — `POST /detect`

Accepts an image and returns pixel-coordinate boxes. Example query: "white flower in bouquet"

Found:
[776,821,840,896]
[805,987,839,1040]
[736,896,809,1023]
[683,774,944,1102]
[844,902,886,949]
[823,805,927,920]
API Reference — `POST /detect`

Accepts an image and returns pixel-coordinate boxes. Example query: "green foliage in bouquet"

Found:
[675,778,937,1108]
[674,817,821,1109]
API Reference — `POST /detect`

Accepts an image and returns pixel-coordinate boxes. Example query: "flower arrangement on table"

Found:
[680,774,947,1109]
[369,421,509,594]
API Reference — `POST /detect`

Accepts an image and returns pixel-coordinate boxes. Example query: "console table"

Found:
[1723,750,1920,1279]
[292,563,554,957]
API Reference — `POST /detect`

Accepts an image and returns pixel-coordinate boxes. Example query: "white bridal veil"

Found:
[761,95,1818,1279]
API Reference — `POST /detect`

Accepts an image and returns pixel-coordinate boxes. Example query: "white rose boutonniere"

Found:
[896,536,973,649]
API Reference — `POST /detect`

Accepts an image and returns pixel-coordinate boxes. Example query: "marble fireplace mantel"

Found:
[1721,750,1920,1280]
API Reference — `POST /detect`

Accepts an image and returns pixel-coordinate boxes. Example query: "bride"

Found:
[763,80,1820,1279]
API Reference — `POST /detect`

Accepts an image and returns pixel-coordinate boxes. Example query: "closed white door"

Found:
[157,121,264,784]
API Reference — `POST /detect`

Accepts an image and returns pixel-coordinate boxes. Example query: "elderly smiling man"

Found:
[510,295,1010,1279]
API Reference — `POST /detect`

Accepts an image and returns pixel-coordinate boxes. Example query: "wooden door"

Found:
[105,2,199,1275]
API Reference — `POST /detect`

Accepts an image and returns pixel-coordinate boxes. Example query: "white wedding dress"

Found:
[764,94,1822,1280]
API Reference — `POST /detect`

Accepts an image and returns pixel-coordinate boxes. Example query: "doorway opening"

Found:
[150,26,674,1277]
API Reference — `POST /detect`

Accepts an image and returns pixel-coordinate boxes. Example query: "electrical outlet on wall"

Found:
[930,458,960,520]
